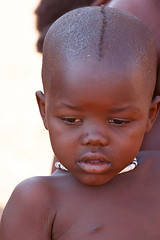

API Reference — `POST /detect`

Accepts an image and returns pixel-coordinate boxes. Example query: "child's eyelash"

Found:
[60,117,130,126]
[108,119,130,125]
[61,117,82,124]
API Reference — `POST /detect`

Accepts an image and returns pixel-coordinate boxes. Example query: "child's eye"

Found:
[61,117,82,124]
[108,119,130,125]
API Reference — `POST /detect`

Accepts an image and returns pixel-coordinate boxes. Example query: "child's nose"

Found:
[81,125,109,147]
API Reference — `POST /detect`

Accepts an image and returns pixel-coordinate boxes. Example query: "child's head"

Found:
[35,0,94,52]
[36,6,160,186]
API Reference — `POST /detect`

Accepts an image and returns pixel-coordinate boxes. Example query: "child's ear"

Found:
[35,91,48,130]
[145,96,160,133]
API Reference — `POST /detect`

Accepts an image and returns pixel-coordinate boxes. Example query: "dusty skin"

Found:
[1,6,160,240]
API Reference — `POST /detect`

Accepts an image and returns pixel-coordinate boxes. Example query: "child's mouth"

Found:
[78,154,111,174]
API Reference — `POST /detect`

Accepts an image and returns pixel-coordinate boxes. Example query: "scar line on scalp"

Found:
[99,5,106,59]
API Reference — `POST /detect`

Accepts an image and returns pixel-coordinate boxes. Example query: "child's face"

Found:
[40,59,156,186]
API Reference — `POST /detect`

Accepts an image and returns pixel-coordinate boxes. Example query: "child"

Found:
[1,6,160,239]
[35,0,160,173]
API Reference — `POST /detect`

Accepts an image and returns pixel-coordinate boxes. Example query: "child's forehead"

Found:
[45,46,155,101]
[59,57,135,78]
[48,57,144,94]
[46,58,149,113]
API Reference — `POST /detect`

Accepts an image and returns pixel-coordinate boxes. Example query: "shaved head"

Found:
[42,6,157,98]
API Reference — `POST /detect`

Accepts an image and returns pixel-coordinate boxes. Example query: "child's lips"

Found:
[78,153,111,174]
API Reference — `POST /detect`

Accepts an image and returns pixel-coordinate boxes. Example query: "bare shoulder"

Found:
[2,175,59,212]
[0,173,70,240]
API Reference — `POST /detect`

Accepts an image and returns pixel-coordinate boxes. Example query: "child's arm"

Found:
[0,177,56,240]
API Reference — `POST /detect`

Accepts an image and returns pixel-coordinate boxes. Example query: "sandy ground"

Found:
[0,0,53,214]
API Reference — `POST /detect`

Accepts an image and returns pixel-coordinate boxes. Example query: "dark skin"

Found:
[1,6,160,239]
[93,0,160,151]
[1,53,160,239]
[1,151,160,239]
[34,0,160,173]
[50,0,160,173]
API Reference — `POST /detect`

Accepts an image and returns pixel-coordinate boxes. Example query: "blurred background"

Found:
[0,0,53,217]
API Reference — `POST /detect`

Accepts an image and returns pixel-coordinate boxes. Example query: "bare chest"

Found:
[53,180,160,240]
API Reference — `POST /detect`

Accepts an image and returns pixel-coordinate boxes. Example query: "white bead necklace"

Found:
[118,158,138,174]
[55,158,138,174]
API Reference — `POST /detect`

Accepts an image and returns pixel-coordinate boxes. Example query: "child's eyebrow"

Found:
[109,105,140,113]
[58,102,83,110]
[57,103,140,113]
